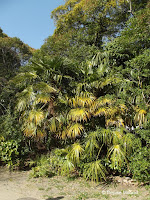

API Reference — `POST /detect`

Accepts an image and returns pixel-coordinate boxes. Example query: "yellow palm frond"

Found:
[67,123,84,138]
[61,129,68,140]
[76,96,95,107]
[106,117,124,128]
[91,98,112,112]
[94,107,106,116]
[134,108,147,126]
[49,117,57,132]
[68,108,91,122]
[34,94,50,104]
[68,142,84,163]
[28,110,45,126]
[106,119,117,127]
[24,122,36,137]
[69,92,96,108]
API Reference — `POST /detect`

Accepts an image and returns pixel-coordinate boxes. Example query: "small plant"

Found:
[76,192,89,200]
[30,155,55,178]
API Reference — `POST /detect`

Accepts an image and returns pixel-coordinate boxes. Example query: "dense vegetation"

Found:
[0,0,150,184]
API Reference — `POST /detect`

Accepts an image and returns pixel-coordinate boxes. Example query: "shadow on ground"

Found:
[45,197,64,200]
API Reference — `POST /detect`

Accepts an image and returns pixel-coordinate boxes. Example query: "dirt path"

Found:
[0,167,149,200]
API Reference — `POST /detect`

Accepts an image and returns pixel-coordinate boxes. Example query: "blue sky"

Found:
[0,0,65,49]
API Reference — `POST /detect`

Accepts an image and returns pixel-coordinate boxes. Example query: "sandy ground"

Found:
[0,167,149,200]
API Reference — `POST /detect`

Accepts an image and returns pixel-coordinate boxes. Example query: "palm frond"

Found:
[69,92,96,108]
[49,117,57,132]
[67,123,84,138]
[34,82,57,93]
[68,108,91,122]
[106,117,124,127]
[60,159,75,176]
[105,107,118,117]
[134,108,147,126]
[122,133,139,155]
[108,144,127,169]
[17,99,27,112]
[94,107,107,117]
[99,128,112,145]
[112,129,124,145]
[34,94,51,104]
[85,131,99,157]
[23,122,36,137]
[83,160,107,182]
[36,129,46,139]
[68,142,84,163]
[28,109,45,126]
[91,97,113,112]
[17,86,35,111]
[12,71,37,85]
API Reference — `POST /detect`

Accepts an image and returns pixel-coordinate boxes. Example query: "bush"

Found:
[0,139,19,167]
[30,155,55,178]
[129,147,150,183]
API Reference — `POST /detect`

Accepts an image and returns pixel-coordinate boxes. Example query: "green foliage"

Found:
[129,147,150,183]
[30,155,54,178]
[83,160,107,182]
[0,139,19,167]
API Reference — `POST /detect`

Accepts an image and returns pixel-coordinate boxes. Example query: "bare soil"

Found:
[0,167,149,200]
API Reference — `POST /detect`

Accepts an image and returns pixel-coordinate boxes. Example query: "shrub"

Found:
[129,147,150,183]
[0,139,19,167]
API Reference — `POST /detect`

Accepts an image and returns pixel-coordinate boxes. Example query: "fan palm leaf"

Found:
[34,94,51,105]
[28,109,45,126]
[67,123,84,138]
[68,108,91,122]
[91,97,112,112]
[106,117,124,127]
[108,144,127,169]
[23,122,36,137]
[99,128,112,145]
[12,71,37,85]
[60,158,75,176]
[17,86,35,111]
[112,129,124,144]
[69,93,96,108]
[34,82,57,93]
[49,117,57,132]
[68,142,84,163]
[94,107,107,117]
[134,108,147,126]
[83,160,107,182]
[85,131,99,157]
